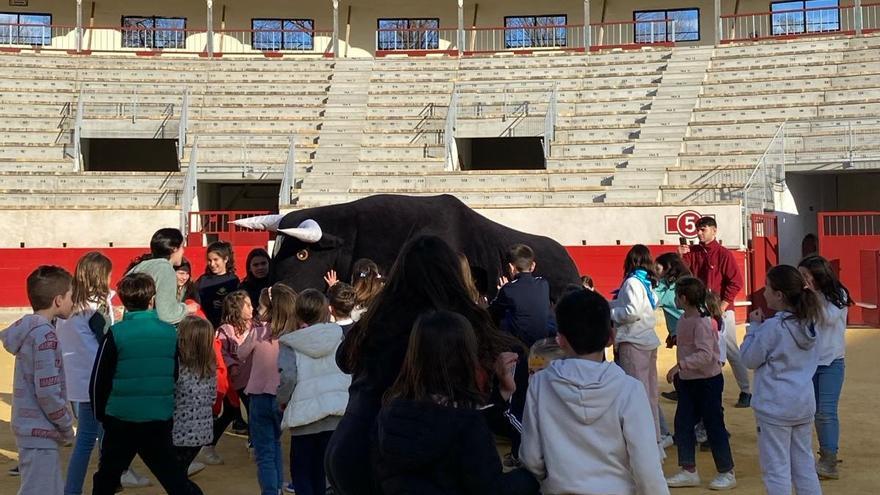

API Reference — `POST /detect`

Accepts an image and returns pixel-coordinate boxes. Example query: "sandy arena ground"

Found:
[1,317,879,494]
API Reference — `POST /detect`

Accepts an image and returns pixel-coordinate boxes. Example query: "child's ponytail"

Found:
[703,290,723,321]
[767,265,821,324]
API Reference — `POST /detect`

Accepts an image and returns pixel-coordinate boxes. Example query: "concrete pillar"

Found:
[333,0,340,57]
[583,0,590,51]
[855,0,863,35]
[457,0,464,56]
[714,0,721,45]
[206,0,214,57]
[75,0,82,52]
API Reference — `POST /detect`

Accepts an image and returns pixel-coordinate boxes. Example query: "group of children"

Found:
[1,223,852,495]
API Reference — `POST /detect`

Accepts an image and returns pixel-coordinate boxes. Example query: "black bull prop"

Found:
[235,194,581,300]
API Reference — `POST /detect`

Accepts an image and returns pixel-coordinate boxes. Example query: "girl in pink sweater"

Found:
[665,277,736,491]
[239,283,297,495]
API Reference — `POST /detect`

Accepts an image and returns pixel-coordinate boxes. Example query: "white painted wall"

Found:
[0,209,180,248]
[475,203,744,247]
[778,172,880,265]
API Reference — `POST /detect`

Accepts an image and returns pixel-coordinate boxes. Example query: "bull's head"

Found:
[233,214,344,292]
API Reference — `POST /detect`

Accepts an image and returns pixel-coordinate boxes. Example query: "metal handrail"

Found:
[544,83,558,158]
[445,86,459,171]
[279,134,296,207]
[178,89,189,160]
[180,136,199,236]
[741,121,786,242]
[73,89,84,171]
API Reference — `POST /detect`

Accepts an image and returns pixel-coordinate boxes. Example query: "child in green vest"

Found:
[90,273,199,495]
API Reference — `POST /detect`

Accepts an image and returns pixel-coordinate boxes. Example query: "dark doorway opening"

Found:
[456,137,546,171]
[82,138,179,172]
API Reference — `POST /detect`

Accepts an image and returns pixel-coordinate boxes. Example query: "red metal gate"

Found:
[188,210,272,247]
[818,212,880,326]
[749,214,779,314]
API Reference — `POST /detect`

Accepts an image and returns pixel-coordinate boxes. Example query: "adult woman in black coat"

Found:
[325,235,520,495]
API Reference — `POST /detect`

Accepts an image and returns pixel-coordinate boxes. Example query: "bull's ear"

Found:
[316,233,343,249]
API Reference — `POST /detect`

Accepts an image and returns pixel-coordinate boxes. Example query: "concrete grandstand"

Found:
[1,0,879,323]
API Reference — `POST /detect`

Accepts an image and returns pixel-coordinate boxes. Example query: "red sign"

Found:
[665,210,713,238]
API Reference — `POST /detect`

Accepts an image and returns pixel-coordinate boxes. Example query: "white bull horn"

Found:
[279,219,323,243]
[231,214,285,231]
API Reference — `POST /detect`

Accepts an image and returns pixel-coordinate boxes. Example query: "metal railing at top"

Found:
[465,24,587,53]
[721,5,858,42]
[375,26,457,53]
[591,18,683,48]
[742,122,786,242]
[214,28,333,55]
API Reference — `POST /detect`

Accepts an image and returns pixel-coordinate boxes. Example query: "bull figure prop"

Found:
[234,194,581,300]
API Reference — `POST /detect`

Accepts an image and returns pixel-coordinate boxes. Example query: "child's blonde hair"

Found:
[72,251,112,314]
[257,287,272,323]
[221,290,252,337]
[268,283,298,339]
[178,316,216,379]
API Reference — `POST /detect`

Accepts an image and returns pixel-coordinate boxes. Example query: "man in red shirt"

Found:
[679,217,751,408]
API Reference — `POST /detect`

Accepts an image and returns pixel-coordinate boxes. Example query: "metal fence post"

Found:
[206,0,214,57]
[280,134,296,208]
[76,0,83,52]
[73,89,84,171]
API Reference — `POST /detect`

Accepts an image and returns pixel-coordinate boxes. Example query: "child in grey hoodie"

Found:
[520,288,668,495]
[741,265,822,495]
[0,266,75,495]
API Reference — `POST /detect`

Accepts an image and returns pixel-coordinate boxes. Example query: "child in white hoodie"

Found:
[277,288,351,495]
[520,288,668,495]
[610,244,661,443]
[741,265,822,495]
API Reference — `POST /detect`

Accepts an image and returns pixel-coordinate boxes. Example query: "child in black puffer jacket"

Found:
[373,310,539,495]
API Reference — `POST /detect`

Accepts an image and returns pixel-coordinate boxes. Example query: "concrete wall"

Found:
[0,209,179,248]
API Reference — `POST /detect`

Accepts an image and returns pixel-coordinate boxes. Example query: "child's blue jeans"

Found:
[813,358,845,454]
[65,401,104,495]
[249,393,283,495]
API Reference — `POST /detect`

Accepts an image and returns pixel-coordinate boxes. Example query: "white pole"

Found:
[206,0,214,57]
[457,0,464,56]
[76,0,83,52]
[584,0,591,51]
[714,0,721,44]
[332,0,340,57]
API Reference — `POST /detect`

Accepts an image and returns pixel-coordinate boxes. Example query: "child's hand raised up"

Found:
[496,276,509,290]
[324,270,338,287]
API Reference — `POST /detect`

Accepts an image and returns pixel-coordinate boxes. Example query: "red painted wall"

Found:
[0,245,749,320]
[0,246,263,308]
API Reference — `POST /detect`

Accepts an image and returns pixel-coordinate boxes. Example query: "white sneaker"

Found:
[660,434,674,449]
[187,461,206,477]
[199,446,224,465]
[709,471,737,490]
[666,469,701,488]
[120,468,152,488]
[695,423,708,443]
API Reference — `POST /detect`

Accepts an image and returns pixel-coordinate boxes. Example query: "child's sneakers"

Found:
[7,465,19,476]
[120,468,152,488]
[708,471,737,490]
[283,482,297,493]
[199,445,224,465]
[666,469,701,488]
[660,433,674,449]
[187,461,206,477]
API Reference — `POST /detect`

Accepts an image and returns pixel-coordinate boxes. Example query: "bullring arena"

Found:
[1,0,880,493]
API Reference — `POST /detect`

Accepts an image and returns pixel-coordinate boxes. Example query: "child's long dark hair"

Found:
[384,310,484,409]
[205,241,236,276]
[797,255,852,309]
[767,265,821,324]
[676,277,722,321]
[351,258,383,308]
[656,252,691,284]
[127,228,184,272]
[624,244,658,287]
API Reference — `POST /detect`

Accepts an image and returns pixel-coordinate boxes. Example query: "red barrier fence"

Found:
[0,244,750,314]
[819,211,880,325]
[0,246,264,308]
